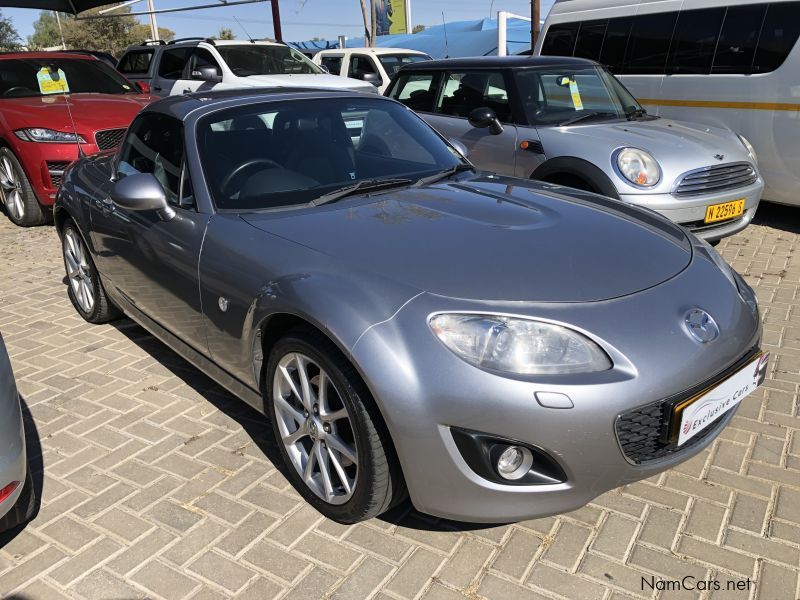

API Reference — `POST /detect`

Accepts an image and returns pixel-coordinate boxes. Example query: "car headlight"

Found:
[737,134,757,164]
[614,147,661,187]
[14,128,86,143]
[429,313,612,375]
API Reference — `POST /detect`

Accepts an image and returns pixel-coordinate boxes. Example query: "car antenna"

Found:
[441,12,450,58]
[233,16,254,42]
[51,64,85,159]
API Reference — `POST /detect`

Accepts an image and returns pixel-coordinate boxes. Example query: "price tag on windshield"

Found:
[568,79,584,111]
[37,67,69,95]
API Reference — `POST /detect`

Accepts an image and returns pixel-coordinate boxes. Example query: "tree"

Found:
[27,8,174,55]
[215,27,235,40]
[0,10,21,50]
[412,24,426,34]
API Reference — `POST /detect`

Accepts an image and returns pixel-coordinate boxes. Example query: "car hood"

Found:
[238,73,376,93]
[242,176,692,302]
[0,93,151,136]
[538,117,752,193]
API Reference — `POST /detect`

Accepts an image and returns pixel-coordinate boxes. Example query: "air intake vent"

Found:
[47,161,70,188]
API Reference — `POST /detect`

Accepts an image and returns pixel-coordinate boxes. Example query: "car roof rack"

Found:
[167,37,216,46]
[140,40,167,46]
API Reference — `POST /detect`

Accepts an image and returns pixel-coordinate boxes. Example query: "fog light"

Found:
[496,446,533,480]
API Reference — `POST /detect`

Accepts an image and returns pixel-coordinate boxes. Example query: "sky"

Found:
[2,0,554,45]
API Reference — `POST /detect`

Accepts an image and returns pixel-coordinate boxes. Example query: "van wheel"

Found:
[0,148,45,227]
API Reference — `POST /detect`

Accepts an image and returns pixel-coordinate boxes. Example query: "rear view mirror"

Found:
[360,72,382,86]
[111,173,175,221]
[191,66,222,82]
[468,107,503,135]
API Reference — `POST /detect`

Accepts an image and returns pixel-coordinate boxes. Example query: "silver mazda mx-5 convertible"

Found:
[54,89,767,524]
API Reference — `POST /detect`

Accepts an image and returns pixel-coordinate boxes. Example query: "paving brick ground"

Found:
[0,203,798,600]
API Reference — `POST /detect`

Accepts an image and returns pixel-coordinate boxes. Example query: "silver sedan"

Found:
[55,89,765,523]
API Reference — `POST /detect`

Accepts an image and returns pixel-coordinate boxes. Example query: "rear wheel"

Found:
[0,147,45,227]
[266,328,405,523]
[62,220,121,324]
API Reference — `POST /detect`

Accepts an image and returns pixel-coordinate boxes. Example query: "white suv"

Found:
[313,47,431,94]
[117,38,378,97]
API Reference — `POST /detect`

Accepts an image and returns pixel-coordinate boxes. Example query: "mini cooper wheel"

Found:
[266,329,405,523]
[62,221,121,324]
[0,148,45,227]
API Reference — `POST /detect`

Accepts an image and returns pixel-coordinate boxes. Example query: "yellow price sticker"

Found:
[568,79,584,111]
[37,67,69,95]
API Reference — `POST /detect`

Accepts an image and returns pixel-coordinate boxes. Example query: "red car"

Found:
[0,52,153,226]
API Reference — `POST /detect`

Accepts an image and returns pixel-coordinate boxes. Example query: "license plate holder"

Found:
[704,199,745,223]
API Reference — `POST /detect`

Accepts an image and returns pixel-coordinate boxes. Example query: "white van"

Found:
[313,48,431,94]
[535,0,800,207]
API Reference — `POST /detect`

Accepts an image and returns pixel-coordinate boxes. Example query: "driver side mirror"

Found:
[359,72,382,86]
[110,173,175,222]
[468,107,504,135]
[191,65,222,83]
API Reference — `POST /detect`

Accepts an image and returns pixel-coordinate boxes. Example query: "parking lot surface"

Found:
[0,205,798,600]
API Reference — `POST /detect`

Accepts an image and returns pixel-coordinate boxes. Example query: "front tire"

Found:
[62,220,121,324]
[0,147,45,227]
[266,328,405,523]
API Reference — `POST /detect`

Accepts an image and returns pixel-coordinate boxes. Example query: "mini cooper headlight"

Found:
[429,313,612,375]
[14,128,86,144]
[615,147,661,187]
[738,134,758,164]
[733,271,759,316]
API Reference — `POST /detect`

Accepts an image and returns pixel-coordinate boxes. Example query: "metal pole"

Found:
[54,11,66,49]
[271,0,283,41]
[360,0,370,47]
[497,10,507,56]
[405,0,411,34]
[146,0,158,40]
[532,0,540,48]
[371,0,377,47]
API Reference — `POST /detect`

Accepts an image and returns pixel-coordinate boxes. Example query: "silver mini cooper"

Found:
[387,56,763,242]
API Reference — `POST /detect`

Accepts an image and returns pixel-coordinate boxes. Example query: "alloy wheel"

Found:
[272,352,358,505]
[0,155,24,221]
[63,228,95,313]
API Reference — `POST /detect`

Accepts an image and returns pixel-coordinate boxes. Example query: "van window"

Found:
[624,12,678,74]
[118,50,153,75]
[541,23,578,56]
[713,5,766,73]
[753,3,800,72]
[574,20,608,61]
[388,72,438,112]
[667,7,726,74]
[599,17,633,72]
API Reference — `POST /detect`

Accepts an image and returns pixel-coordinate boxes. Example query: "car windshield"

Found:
[378,54,430,76]
[215,45,323,76]
[198,97,465,211]
[0,58,136,98]
[515,65,644,126]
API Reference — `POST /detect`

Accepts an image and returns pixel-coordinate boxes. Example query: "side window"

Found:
[188,48,221,76]
[712,5,766,73]
[541,23,579,56]
[624,12,678,74]
[667,7,726,74]
[118,50,153,75]
[118,114,189,207]
[600,17,633,72]
[435,70,511,122]
[158,48,191,80]
[388,72,438,112]
[574,20,608,61]
[348,55,378,77]
[753,3,800,73]
[321,55,343,75]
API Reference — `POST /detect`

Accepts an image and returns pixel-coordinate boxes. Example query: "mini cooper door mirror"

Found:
[469,107,503,135]
[191,65,222,83]
[110,173,176,221]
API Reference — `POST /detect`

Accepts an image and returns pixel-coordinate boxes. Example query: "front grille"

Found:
[94,128,126,150]
[47,161,70,188]
[675,162,758,197]
[615,347,759,464]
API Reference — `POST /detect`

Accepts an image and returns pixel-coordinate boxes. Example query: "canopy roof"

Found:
[0,0,112,12]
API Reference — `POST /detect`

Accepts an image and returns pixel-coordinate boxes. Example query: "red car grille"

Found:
[95,128,126,150]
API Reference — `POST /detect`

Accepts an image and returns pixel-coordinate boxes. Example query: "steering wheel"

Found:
[220,158,281,197]
[3,87,34,97]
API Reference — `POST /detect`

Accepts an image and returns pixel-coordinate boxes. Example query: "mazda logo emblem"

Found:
[684,308,719,343]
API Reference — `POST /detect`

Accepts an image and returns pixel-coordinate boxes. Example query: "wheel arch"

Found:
[532,156,620,199]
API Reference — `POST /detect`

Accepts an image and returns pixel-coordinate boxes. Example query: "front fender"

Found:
[532,156,620,199]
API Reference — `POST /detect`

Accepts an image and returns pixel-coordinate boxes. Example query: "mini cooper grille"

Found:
[47,161,70,188]
[675,162,757,197]
[615,347,759,464]
[95,128,126,150]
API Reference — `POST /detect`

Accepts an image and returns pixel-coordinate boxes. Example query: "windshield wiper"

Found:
[411,163,474,188]
[310,177,413,207]
[625,107,649,120]
[559,111,618,126]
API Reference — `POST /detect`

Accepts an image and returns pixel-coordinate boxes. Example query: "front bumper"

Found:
[619,178,764,242]
[351,250,761,522]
